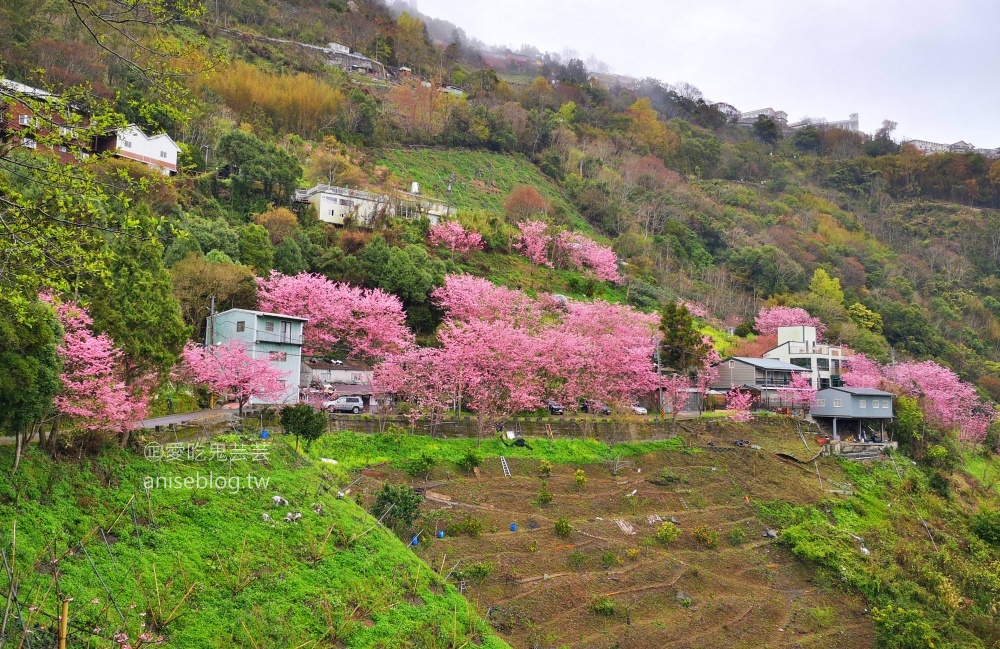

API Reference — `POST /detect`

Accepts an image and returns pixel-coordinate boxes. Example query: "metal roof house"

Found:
[711,357,810,408]
[812,386,894,443]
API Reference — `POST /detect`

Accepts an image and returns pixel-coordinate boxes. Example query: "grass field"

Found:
[377,149,578,217]
[0,442,507,649]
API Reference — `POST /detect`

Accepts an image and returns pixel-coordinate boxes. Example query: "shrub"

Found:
[600,550,619,568]
[692,525,719,548]
[928,471,951,499]
[655,522,681,546]
[462,516,484,539]
[455,561,493,583]
[567,550,586,569]
[405,452,437,479]
[726,526,748,546]
[456,448,481,474]
[626,547,640,560]
[970,510,1000,546]
[574,469,588,490]
[656,470,682,485]
[554,518,572,538]
[371,483,422,532]
[538,458,553,476]
[537,480,553,505]
[589,597,616,617]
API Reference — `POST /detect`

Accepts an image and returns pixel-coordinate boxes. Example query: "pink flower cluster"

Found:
[257,272,413,360]
[514,221,622,283]
[754,306,825,338]
[679,300,710,319]
[554,231,622,283]
[177,340,289,415]
[376,274,659,429]
[726,387,755,422]
[428,221,483,254]
[47,298,151,434]
[515,220,552,267]
[843,355,994,444]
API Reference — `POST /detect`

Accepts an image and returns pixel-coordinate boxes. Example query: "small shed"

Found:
[811,387,894,442]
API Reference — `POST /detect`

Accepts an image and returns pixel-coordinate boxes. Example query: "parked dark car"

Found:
[582,400,611,416]
[546,400,565,415]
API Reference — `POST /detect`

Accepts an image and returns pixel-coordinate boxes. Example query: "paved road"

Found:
[138,409,228,429]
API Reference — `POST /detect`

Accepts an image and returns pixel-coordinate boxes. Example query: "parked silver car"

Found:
[323,396,364,414]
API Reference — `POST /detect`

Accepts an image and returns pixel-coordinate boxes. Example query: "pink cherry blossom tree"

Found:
[694,337,721,413]
[553,231,622,283]
[662,374,692,423]
[429,221,484,258]
[437,319,543,444]
[515,220,553,267]
[375,347,455,434]
[51,299,151,446]
[844,354,995,445]
[783,372,817,412]
[178,340,289,416]
[431,274,545,326]
[256,272,413,360]
[727,387,755,422]
[754,306,826,338]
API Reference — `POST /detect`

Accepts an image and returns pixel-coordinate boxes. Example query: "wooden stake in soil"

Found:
[57,599,69,649]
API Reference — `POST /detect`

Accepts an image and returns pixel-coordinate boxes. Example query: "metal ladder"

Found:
[500,456,511,478]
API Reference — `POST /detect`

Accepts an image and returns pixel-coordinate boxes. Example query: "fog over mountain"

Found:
[415,0,1000,147]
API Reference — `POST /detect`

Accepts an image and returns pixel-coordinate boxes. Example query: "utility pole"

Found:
[446,172,455,219]
[209,294,216,345]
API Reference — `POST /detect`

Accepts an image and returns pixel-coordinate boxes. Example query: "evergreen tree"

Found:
[658,302,710,374]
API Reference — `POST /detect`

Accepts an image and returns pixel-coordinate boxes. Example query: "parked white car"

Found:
[631,404,648,415]
[323,396,365,414]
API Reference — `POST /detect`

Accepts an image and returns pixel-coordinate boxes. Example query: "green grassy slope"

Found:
[377,149,577,217]
[0,443,508,649]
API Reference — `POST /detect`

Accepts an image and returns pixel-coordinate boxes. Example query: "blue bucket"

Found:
[437,530,445,539]
[411,536,419,546]
[510,523,517,532]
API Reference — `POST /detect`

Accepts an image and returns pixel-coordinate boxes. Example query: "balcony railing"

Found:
[255,329,303,345]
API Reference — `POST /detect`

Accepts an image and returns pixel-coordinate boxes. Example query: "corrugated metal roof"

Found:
[726,357,810,372]
[819,387,895,397]
[214,307,308,321]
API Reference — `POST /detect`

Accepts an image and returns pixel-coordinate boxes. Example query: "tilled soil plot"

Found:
[391,431,876,648]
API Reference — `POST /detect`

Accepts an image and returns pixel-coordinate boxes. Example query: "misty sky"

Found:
[415,0,1000,147]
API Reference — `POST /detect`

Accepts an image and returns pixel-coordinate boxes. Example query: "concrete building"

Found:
[903,139,999,157]
[788,113,860,132]
[739,107,788,123]
[293,183,448,227]
[206,308,307,406]
[763,326,845,389]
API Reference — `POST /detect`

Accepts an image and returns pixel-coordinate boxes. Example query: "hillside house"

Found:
[763,326,845,389]
[811,386,894,443]
[206,308,306,406]
[94,125,180,175]
[1,79,89,165]
[300,359,373,388]
[711,357,810,408]
[293,183,447,226]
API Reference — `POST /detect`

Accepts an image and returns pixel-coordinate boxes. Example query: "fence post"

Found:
[58,599,69,649]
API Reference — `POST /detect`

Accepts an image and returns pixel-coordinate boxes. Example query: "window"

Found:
[728,360,735,368]
[21,138,36,149]
[882,399,889,409]
[330,209,336,216]
[790,358,811,369]
[269,351,288,362]
[160,151,168,158]
[872,400,880,409]
[236,321,245,332]
[60,126,73,137]
[265,321,275,332]
[816,399,826,407]
[859,399,867,409]
[18,114,30,125]
[833,399,843,408]
[277,380,286,389]
[59,146,67,152]
[817,358,830,371]
[832,359,841,373]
